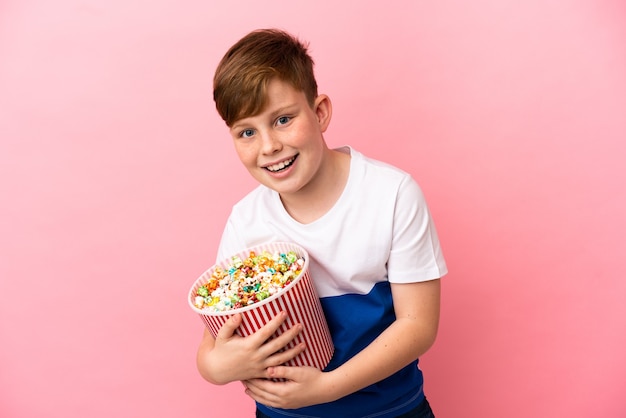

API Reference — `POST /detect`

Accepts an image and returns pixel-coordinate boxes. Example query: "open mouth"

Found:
[265,155,298,173]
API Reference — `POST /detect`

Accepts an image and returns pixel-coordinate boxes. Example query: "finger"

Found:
[251,311,289,343]
[267,365,292,381]
[260,322,303,355]
[265,341,306,368]
[270,365,318,383]
[244,379,284,406]
[215,313,242,341]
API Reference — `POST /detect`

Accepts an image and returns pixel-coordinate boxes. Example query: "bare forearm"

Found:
[321,279,441,401]
[323,317,438,400]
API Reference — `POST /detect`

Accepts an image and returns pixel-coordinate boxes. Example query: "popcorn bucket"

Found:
[188,242,334,370]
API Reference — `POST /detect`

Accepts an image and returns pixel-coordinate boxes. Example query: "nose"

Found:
[260,131,282,155]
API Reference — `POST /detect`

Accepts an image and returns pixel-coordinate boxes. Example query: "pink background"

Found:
[1,1,625,417]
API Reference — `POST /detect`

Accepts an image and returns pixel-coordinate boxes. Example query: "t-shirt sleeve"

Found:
[386,176,448,283]
[215,213,246,263]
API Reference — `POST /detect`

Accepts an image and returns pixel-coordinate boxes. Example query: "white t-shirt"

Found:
[217,146,447,296]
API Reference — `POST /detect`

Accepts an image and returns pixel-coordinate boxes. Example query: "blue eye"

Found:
[240,129,255,138]
[276,116,291,126]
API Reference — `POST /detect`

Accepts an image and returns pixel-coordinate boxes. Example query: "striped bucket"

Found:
[188,242,334,371]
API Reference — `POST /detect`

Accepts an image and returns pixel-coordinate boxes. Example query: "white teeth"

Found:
[266,156,295,172]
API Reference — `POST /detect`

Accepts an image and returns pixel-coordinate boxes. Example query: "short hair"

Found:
[213,29,318,127]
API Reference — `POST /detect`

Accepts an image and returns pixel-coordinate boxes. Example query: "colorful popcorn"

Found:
[193,250,305,312]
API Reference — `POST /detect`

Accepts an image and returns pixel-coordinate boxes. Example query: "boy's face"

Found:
[228,78,332,198]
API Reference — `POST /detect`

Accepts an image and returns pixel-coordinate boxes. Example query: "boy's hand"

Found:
[196,311,305,385]
[243,366,333,409]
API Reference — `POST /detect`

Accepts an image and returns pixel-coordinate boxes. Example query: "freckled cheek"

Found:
[234,145,257,168]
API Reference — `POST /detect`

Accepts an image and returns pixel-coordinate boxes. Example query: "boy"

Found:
[196,28,447,418]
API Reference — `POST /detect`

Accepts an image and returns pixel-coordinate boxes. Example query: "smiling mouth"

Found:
[265,155,297,172]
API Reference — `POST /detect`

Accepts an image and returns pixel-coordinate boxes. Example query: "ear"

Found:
[313,94,332,132]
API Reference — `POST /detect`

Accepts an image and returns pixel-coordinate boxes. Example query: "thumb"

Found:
[216,313,242,340]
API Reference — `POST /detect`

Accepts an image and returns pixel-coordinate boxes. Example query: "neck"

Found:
[280,148,350,224]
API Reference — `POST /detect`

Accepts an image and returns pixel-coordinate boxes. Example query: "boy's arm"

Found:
[196,311,306,385]
[327,278,441,396]
[243,278,441,408]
